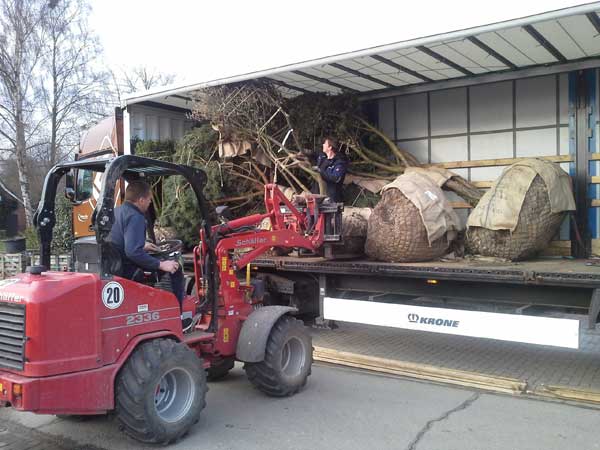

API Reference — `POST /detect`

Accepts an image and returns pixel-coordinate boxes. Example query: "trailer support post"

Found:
[588,288,600,329]
[314,274,330,328]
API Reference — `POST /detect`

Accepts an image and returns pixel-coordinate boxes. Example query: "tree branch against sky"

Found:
[120,66,175,93]
[0,0,46,226]
[107,65,176,105]
[0,0,121,225]
[41,0,111,166]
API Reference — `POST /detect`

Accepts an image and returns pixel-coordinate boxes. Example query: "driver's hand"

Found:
[159,260,179,274]
[144,242,160,252]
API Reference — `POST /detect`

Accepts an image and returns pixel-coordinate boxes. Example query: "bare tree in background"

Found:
[123,66,175,92]
[112,66,176,101]
[0,0,47,226]
[41,0,111,166]
[0,0,115,225]
[0,1,178,226]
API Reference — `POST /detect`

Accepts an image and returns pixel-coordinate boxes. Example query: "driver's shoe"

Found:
[182,313,202,334]
[182,317,193,332]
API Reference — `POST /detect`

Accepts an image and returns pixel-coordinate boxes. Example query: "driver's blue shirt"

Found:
[108,201,160,276]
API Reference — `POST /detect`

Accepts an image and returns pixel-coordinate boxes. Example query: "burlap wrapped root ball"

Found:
[365,174,460,262]
[466,159,575,261]
[365,189,449,262]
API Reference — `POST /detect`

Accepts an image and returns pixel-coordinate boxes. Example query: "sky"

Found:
[89,0,594,90]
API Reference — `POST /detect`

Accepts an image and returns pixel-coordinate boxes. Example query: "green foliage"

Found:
[51,194,73,253]
[179,127,253,202]
[160,177,202,247]
[174,125,220,161]
[155,125,264,247]
[157,126,216,247]
[17,192,72,253]
[132,139,177,162]
[343,184,381,208]
[284,92,363,153]
[23,226,39,251]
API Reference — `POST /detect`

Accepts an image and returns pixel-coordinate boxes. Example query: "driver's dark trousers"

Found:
[123,264,185,310]
[164,267,185,310]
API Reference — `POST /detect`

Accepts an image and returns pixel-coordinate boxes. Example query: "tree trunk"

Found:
[14,93,33,227]
[49,33,58,166]
[50,101,57,165]
[14,137,34,227]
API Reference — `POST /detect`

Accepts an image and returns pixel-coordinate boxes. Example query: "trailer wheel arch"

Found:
[236,306,298,362]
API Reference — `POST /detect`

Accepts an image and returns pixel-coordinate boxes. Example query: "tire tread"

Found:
[115,338,207,444]
[244,316,312,397]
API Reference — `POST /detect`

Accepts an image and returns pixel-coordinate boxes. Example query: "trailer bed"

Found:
[182,253,600,319]
[252,256,600,289]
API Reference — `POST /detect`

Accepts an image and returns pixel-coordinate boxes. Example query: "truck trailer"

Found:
[247,254,598,351]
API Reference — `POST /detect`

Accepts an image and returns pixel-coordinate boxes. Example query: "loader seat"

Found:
[102,241,124,277]
[73,237,162,287]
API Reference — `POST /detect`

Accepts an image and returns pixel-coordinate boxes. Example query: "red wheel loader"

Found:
[0,155,342,444]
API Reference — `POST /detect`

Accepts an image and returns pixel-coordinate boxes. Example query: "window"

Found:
[75,170,94,202]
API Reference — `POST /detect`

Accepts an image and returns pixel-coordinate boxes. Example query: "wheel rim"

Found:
[154,367,196,423]
[280,336,306,377]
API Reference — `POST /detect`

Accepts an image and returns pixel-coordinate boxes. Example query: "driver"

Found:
[108,180,185,308]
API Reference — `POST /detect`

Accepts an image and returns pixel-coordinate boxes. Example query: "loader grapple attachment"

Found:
[320,202,343,242]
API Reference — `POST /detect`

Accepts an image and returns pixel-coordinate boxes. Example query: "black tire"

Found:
[115,339,207,445]
[207,357,235,381]
[244,315,312,397]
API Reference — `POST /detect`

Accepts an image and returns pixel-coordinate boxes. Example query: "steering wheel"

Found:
[147,239,183,260]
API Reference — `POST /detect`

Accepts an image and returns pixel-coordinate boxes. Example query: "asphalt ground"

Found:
[1,363,599,450]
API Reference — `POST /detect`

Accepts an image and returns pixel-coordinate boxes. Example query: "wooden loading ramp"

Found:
[311,323,600,407]
[314,347,527,395]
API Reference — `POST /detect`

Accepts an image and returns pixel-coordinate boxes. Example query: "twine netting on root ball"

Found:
[331,207,372,255]
[365,189,450,262]
[466,176,566,260]
[365,170,463,263]
[466,159,575,261]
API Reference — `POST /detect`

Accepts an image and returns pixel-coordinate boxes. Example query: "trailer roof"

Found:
[122,3,600,109]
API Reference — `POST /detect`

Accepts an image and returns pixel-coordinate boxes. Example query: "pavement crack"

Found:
[406,393,480,450]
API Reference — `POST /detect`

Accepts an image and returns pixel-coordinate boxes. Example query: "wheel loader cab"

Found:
[34,155,219,322]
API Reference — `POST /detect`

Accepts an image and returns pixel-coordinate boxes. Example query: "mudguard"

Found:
[236,306,297,362]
